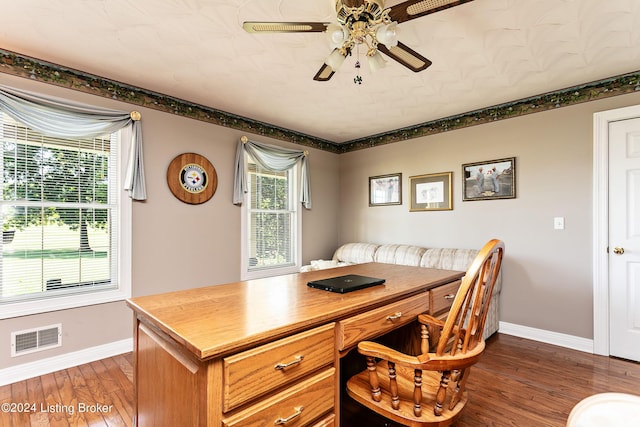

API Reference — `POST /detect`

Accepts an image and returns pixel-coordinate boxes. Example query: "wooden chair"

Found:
[346,239,504,427]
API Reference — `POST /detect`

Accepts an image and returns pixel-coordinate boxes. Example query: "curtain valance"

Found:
[233,136,311,209]
[0,84,146,200]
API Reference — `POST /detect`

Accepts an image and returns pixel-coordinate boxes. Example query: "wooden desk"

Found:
[126,263,464,427]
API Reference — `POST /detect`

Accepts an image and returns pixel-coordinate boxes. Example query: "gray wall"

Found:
[337,91,640,339]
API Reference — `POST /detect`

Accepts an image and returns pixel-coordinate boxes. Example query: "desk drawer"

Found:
[223,323,334,412]
[430,280,461,315]
[311,413,335,427]
[337,293,429,351]
[222,367,335,427]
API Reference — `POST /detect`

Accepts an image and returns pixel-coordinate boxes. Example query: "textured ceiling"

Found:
[1,0,639,143]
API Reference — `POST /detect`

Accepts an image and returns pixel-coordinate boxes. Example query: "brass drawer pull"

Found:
[386,312,403,321]
[444,294,455,300]
[274,355,304,370]
[274,406,304,425]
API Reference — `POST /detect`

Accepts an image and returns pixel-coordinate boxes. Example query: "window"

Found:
[241,159,301,279]
[0,112,131,319]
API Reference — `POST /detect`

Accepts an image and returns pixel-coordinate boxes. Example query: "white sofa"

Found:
[302,242,501,340]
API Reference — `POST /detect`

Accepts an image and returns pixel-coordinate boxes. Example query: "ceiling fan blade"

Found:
[388,0,475,24]
[377,41,432,72]
[242,22,330,33]
[313,63,335,82]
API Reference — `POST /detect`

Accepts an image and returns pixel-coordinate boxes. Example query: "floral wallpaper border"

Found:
[340,71,640,153]
[2,48,639,154]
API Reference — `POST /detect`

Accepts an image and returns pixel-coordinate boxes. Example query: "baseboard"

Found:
[499,321,594,353]
[0,338,133,386]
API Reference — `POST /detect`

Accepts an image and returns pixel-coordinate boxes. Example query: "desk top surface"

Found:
[127,263,464,360]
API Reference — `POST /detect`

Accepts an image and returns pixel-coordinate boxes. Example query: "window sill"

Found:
[0,287,130,320]
[242,264,301,281]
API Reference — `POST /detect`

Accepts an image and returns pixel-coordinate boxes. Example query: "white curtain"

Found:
[233,137,311,209]
[0,84,147,200]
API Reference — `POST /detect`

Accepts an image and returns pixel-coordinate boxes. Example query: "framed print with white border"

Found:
[409,172,453,211]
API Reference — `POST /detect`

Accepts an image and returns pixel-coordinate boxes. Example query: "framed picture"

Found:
[462,157,516,201]
[409,172,453,211]
[369,173,402,206]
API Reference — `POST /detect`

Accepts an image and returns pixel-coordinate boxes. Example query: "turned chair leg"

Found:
[435,370,451,416]
[413,369,423,417]
[389,362,400,410]
[366,356,382,402]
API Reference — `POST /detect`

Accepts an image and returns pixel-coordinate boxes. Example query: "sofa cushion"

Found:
[312,259,342,269]
[419,248,478,271]
[333,243,380,264]
[300,259,349,272]
[420,247,502,294]
[374,244,427,267]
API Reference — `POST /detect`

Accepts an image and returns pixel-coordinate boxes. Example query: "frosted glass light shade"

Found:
[367,51,386,72]
[325,48,346,71]
[376,22,398,48]
[327,24,348,48]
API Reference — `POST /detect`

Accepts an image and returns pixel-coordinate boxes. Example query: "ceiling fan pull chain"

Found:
[354,45,363,85]
[354,61,363,85]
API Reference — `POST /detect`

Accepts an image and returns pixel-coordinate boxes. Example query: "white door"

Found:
[609,117,640,361]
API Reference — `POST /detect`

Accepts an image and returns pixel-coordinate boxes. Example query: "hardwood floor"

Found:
[456,333,640,427]
[1,334,639,426]
[0,353,134,427]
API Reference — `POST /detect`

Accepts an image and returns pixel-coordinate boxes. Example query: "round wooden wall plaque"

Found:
[167,153,217,204]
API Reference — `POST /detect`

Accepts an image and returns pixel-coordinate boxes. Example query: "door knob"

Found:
[613,247,625,255]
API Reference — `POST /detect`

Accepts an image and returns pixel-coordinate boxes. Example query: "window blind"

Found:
[0,113,119,303]
[247,161,296,270]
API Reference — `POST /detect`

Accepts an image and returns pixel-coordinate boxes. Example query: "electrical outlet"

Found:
[554,217,565,230]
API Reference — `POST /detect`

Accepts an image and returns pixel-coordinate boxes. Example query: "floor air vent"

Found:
[11,324,62,357]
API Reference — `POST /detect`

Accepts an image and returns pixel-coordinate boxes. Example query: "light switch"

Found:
[554,217,565,230]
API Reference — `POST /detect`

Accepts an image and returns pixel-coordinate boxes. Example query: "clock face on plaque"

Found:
[167,153,217,204]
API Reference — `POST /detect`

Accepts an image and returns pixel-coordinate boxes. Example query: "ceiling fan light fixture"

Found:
[245,0,456,81]
[325,48,347,71]
[376,22,398,48]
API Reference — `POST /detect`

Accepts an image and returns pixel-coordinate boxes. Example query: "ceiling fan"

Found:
[243,0,474,81]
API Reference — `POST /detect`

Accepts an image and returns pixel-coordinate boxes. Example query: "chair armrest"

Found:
[358,340,485,371]
[418,313,445,328]
[357,341,427,367]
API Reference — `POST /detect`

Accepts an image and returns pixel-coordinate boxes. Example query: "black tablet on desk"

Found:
[307,274,385,293]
